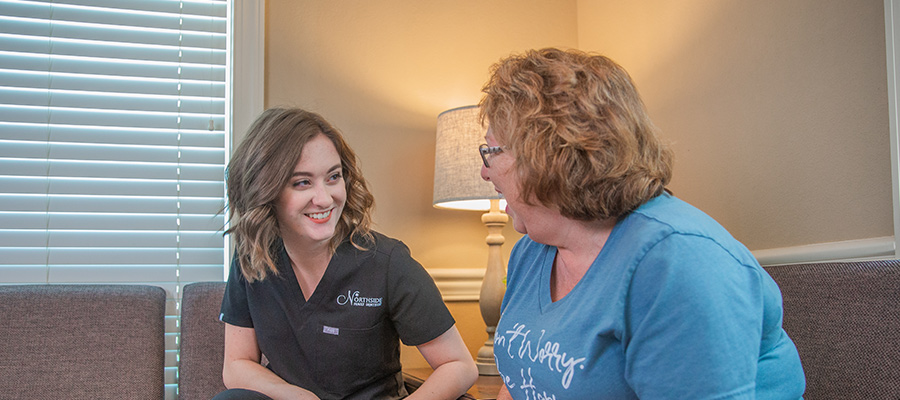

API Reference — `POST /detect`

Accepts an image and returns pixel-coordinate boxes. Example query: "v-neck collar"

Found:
[539,247,566,313]
[538,220,624,313]
[278,241,344,309]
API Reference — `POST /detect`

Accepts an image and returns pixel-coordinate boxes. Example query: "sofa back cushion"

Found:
[0,284,166,400]
[179,281,227,400]
[764,260,900,400]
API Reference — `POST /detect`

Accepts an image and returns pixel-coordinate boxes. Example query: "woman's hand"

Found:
[407,325,479,400]
[222,323,321,400]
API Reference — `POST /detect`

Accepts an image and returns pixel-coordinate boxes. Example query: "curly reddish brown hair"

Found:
[480,48,673,221]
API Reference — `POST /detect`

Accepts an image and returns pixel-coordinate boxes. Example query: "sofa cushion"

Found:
[179,281,227,400]
[0,284,166,400]
[764,260,900,400]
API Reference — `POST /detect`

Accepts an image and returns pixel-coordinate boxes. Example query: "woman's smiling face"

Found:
[274,134,346,246]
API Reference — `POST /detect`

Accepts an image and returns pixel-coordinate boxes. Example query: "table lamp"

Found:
[432,105,508,376]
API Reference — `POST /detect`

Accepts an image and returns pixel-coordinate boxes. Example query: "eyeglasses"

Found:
[479,144,505,168]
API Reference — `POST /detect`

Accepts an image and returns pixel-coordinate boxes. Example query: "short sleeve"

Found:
[219,253,254,328]
[624,233,763,399]
[385,242,455,346]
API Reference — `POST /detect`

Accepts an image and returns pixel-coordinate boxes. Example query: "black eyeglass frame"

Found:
[479,144,505,168]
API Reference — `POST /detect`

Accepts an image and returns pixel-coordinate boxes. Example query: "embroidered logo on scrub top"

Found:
[336,290,383,307]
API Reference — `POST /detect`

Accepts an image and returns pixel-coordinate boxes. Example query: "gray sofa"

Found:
[2,260,899,400]
[178,281,228,400]
[178,261,900,400]
[0,284,166,400]
[764,260,900,399]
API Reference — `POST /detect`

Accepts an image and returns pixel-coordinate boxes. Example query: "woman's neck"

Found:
[550,217,616,302]
[281,229,332,264]
[551,217,616,260]
[282,234,333,300]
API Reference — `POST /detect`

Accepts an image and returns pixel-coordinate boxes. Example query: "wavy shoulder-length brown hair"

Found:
[225,107,375,282]
[480,48,673,221]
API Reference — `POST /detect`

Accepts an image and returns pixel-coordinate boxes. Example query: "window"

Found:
[0,0,230,398]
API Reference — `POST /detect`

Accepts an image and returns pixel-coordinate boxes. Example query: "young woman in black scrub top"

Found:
[214,108,478,400]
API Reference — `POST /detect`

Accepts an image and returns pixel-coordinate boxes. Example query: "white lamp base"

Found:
[476,199,507,376]
[476,327,499,375]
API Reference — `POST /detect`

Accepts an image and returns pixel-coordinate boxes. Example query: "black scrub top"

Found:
[220,232,455,400]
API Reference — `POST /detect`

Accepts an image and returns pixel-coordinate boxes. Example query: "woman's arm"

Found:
[407,325,478,400]
[222,323,320,400]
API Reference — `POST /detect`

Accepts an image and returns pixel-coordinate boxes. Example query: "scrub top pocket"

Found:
[314,318,396,393]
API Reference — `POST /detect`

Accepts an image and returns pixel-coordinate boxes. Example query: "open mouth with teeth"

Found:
[306,209,334,224]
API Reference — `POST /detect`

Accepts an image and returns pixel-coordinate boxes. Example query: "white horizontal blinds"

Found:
[0,1,228,398]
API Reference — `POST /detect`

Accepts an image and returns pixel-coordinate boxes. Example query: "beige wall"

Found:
[263,0,578,367]
[577,0,893,250]
[264,0,579,269]
[260,0,894,367]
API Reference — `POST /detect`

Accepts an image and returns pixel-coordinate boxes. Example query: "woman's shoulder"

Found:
[628,194,733,242]
[344,230,411,258]
[624,194,759,268]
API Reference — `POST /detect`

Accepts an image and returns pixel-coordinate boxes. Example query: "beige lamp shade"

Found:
[433,105,506,211]
[433,105,509,375]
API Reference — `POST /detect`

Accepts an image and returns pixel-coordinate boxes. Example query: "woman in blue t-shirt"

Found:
[215,108,477,400]
[478,48,805,399]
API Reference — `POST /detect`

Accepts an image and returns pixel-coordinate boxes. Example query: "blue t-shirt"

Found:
[494,194,805,399]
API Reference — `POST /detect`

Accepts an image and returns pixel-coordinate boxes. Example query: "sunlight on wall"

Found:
[266,0,577,271]
[577,0,725,81]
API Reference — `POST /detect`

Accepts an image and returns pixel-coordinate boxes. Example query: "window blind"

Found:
[0,0,229,398]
